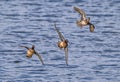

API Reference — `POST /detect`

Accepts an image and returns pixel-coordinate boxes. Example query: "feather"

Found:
[74,7,86,20]
[54,23,65,41]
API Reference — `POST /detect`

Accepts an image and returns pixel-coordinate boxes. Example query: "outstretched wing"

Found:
[64,47,68,65]
[34,51,44,65]
[74,7,86,20]
[54,23,65,41]
[20,46,29,50]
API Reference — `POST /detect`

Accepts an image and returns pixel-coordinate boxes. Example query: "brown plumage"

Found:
[54,23,69,65]
[20,45,44,65]
[74,6,95,32]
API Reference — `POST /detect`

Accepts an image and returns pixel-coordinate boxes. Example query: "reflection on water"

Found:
[0,0,120,82]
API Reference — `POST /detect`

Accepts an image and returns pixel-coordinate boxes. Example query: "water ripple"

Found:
[0,0,120,82]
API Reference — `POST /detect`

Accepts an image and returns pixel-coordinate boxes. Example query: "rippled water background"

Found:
[0,0,120,82]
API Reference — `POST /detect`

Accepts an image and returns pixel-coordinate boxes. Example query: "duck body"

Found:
[26,49,35,58]
[58,40,68,48]
[76,19,90,28]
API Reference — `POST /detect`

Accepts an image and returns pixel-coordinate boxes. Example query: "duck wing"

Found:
[54,23,65,41]
[74,7,86,20]
[20,46,29,50]
[34,51,44,65]
[64,47,68,65]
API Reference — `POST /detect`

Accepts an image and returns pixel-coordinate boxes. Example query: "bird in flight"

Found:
[74,6,95,32]
[20,45,44,65]
[54,23,69,65]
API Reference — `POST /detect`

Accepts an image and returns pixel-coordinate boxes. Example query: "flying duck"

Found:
[54,23,69,65]
[20,45,44,65]
[74,6,95,32]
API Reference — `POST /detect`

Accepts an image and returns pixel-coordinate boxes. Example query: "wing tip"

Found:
[73,6,78,11]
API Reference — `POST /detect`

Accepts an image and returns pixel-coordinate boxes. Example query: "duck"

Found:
[20,45,44,65]
[74,6,95,32]
[54,23,69,65]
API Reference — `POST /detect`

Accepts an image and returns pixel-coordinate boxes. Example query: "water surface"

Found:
[0,0,120,82]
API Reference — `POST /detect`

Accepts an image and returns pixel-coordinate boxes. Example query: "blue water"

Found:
[0,0,120,82]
